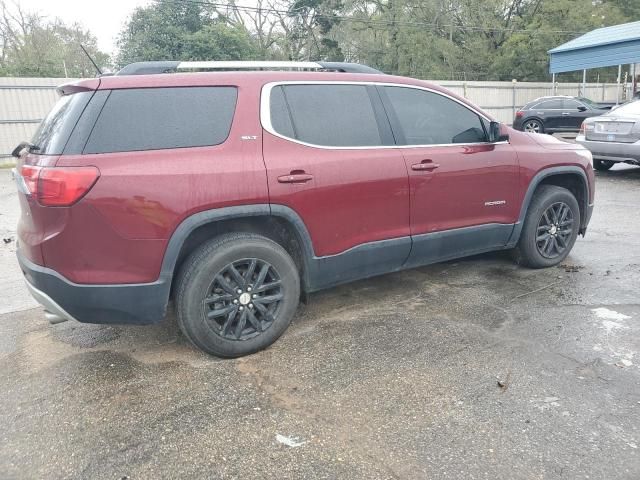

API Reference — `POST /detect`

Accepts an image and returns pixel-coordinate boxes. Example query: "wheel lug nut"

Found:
[249,304,253,309]
[239,306,244,311]
[252,294,257,298]
[247,287,252,292]
[237,289,242,294]
[233,299,238,304]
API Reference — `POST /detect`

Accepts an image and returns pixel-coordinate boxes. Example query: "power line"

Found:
[154,0,587,37]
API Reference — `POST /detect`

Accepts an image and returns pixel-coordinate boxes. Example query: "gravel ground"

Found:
[0,163,639,479]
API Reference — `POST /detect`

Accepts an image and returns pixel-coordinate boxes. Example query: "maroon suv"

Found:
[14,61,595,357]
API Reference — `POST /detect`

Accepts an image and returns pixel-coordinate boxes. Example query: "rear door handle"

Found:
[411,160,440,171]
[277,171,314,184]
[561,112,571,116]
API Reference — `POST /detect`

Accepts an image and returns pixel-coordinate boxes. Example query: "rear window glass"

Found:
[270,84,382,147]
[31,91,93,155]
[84,87,237,154]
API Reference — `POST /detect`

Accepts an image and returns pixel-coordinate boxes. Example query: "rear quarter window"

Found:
[31,91,93,155]
[84,86,237,154]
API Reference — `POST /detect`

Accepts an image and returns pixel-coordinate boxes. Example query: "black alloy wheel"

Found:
[535,202,574,259]
[204,259,283,341]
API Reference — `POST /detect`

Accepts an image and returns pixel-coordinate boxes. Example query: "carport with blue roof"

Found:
[548,20,640,103]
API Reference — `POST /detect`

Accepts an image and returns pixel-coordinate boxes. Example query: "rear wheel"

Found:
[593,159,615,171]
[523,119,544,134]
[175,233,300,358]
[513,185,580,268]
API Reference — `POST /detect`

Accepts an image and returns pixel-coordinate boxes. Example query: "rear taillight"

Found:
[515,111,524,118]
[20,165,99,206]
[20,165,41,194]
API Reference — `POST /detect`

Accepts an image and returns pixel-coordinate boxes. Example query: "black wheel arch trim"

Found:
[160,204,318,292]
[506,165,591,247]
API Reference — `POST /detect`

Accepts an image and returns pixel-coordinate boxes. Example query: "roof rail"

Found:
[115,60,382,76]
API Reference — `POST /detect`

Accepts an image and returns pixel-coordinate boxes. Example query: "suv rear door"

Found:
[261,82,410,288]
[378,85,520,267]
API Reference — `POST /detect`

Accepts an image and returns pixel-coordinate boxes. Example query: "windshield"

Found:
[31,91,93,155]
[610,100,640,116]
[578,97,598,108]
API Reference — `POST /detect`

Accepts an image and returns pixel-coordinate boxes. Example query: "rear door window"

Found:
[269,84,383,147]
[31,91,93,155]
[84,86,237,154]
[383,86,488,145]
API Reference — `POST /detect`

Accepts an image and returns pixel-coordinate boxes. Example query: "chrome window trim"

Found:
[260,80,503,150]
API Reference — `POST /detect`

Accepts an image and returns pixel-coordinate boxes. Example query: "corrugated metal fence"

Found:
[0,77,77,165]
[0,77,631,165]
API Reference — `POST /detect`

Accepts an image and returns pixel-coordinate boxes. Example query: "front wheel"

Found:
[593,159,615,171]
[175,233,300,357]
[513,185,580,268]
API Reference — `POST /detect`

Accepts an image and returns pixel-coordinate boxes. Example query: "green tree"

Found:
[117,0,257,66]
[490,0,629,81]
[0,1,109,77]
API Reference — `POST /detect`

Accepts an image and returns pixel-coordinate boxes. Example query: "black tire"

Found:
[523,119,544,134]
[593,159,615,171]
[513,185,580,268]
[175,233,300,358]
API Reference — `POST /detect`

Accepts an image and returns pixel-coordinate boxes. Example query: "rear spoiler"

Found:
[56,78,100,96]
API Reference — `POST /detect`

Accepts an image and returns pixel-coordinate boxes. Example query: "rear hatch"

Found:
[14,80,99,266]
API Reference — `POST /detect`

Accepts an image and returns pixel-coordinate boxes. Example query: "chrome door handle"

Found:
[277,171,313,183]
[561,112,571,115]
[411,160,440,171]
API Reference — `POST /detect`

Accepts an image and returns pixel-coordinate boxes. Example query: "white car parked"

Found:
[576,100,640,171]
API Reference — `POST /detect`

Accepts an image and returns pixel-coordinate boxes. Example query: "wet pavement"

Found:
[1,165,639,479]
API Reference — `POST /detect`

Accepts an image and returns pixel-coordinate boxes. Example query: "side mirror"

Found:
[489,121,509,143]
[577,106,587,112]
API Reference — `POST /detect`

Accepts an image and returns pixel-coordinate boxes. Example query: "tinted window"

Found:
[272,84,382,147]
[31,91,93,155]
[384,86,487,145]
[563,99,582,110]
[84,87,237,154]
[270,86,295,139]
[533,99,562,109]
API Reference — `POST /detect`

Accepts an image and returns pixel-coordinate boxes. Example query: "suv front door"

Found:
[561,99,591,130]
[378,85,520,267]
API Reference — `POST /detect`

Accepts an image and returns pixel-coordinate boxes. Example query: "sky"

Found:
[18,0,152,55]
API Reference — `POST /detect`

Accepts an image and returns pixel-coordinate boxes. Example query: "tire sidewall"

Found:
[178,238,300,357]
[520,187,580,268]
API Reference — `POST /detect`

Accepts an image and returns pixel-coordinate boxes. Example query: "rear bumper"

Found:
[18,251,170,325]
[576,135,640,163]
